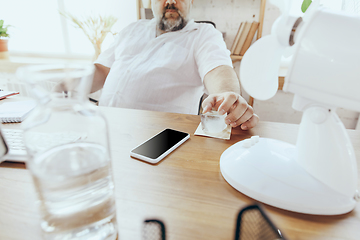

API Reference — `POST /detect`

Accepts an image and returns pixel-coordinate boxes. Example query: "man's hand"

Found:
[202,92,259,130]
[202,65,259,130]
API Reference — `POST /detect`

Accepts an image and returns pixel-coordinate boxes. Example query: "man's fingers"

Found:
[201,94,224,113]
[225,101,249,124]
[217,93,239,114]
[202,104,211,113]
[201,96,216,114]
[227,106,254,127]
[240,114,260,130]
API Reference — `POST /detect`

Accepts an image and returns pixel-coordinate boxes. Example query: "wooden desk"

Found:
[1,107,360,240]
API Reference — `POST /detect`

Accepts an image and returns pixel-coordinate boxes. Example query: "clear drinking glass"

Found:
[16,64,118,240]
[201,110,227,133]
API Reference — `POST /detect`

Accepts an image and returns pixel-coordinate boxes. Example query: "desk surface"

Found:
[1,107,360,240]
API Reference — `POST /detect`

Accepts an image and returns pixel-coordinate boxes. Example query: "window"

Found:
[320,0,360,14]
[1,0,137,58]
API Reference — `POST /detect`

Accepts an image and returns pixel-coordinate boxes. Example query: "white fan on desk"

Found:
[220,0,360,215]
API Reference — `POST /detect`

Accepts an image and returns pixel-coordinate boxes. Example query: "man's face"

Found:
[152,0,194,32]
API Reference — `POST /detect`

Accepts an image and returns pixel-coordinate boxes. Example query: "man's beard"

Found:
[158,5,187,32]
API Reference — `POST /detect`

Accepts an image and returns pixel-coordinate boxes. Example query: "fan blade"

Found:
[240,35,285,100]
[302,0,320,23]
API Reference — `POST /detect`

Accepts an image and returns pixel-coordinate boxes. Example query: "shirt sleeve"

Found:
[94,21,138,68]
[94,37,119,68]
[194,25,233,81]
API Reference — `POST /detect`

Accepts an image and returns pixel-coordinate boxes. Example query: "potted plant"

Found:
[60,12,117,61]
[0,20,11,58]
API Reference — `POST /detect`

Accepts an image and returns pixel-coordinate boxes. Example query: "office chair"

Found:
[195,20,216,28]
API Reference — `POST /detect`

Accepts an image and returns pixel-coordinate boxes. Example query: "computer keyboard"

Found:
[2,129,86,162]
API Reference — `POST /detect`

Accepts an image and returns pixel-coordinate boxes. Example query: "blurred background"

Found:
[0,0,359,129]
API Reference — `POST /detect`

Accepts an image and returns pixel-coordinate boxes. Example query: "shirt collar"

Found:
[150,18,198,37]
[181,19,198,32]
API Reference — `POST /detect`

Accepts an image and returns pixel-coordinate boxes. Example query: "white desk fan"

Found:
[220,0,360,215]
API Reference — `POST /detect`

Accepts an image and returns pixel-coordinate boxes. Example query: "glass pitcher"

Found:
[16,64,118,240]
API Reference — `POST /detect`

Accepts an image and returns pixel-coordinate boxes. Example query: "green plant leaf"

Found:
[301,0,312,13]
[0,20,11,38]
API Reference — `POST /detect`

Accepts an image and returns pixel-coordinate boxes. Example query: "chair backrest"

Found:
[195,21,216,28]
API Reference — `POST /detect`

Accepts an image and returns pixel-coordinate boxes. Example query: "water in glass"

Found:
[31,142,117,240]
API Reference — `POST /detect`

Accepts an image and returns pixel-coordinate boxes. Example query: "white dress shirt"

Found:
[95,18,232,115]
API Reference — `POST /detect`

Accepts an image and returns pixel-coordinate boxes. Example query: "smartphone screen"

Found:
[130,129,189,163]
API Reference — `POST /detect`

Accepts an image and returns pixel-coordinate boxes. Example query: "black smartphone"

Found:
[130,128,190,164]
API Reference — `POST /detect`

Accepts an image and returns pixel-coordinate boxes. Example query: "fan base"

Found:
[220,138,356,215]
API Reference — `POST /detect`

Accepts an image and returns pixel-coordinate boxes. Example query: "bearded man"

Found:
[92,0,259,130]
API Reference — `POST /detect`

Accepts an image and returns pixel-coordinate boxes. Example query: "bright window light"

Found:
[320,0,343,10]
[320,0,360,14]
[0,0,137,58]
